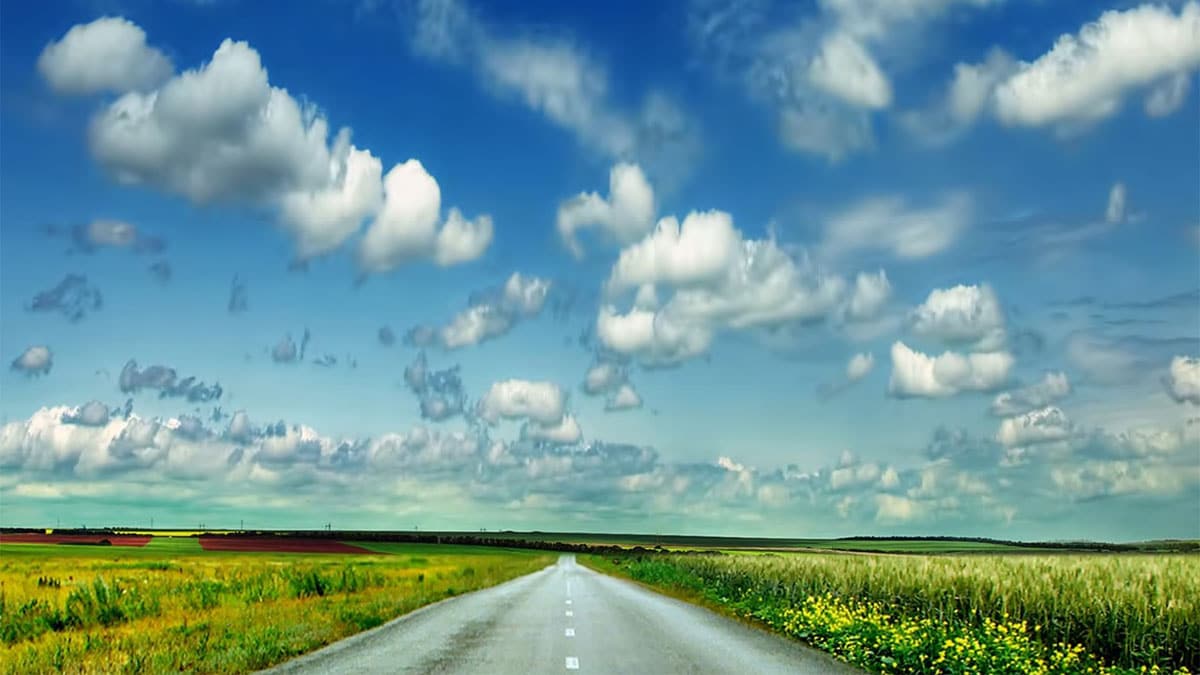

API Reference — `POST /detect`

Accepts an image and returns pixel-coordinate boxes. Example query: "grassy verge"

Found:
[582,553,1197,675]
[0,542,553,673]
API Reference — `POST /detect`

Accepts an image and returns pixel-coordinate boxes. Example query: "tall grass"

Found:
[597,553,1199,673]
[0,546,552,673]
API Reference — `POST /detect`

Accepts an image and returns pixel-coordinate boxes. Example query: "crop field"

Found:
[588,552,1199,674]
[0,537,553,673]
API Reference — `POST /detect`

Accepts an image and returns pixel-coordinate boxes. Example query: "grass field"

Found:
[587,552,1199,674]
[0,539,553,673]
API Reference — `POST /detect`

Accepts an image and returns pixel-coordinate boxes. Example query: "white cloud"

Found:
[583,362,624,395]
[606,384,643,411]
[844,270,891,321]
[607,211,740,293]
[501,272,551,316]
[991,372,1071,417]
[902,48,1016,144]
[778,104,874,161]
[888,341,1014,398]
[38,17,173,95]
[409,0,697,172]
[556,163,655,258]
[846,352,875,381]
[993,2,1200,128]
[822,193,972,260]
[599,208,889,365]
[357,159,492,272]
[596,305,712,367]
[84,34,388,262]
[1106,182,1128,225]
[421,272,551,349]
[88,39,331,205]
[10,346,53,376]
[279,141,384,259]
[690,0,999,160]
[1145,71,1192,116]
[807,32,892,109]
[1164,355,1200,405]
[875,493,922,522]
[996,406,1076,447]
[477,379,566,426]
[521,414,583,444]
[433,208,494,266]
[910,284,1006,350]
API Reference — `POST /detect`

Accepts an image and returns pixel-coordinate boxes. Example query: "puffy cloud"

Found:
[58,20,486,266]
[89,39,328,204]
[596,305,712,367]
[1164,355,1200,405]
[583,361,625,395]
[557,163,656,258]
[433,208,494,266]
[807,32,892,109]
[415,272,552,350]
[993,3,1200,128]
[118,360,223,402]
[888,341,1013,398]
[996,406,1077,447]
[607,211,740,292]
[357,160,492,273]
[822,193,972,260]
[910,284,1006,351]
[991,372,1071,417]
[521,414,583,444]
[27,274,103,322]
[846,352,875,382]
[61,401,112,427]
[843,270,891,321]
[11,346,53,377]
[279,141,384,260]
[874,494,922,522]
[477,379,566,426]
[599,209,884,366]
[605,384,643,411]
[3,398,1198,536]
[38,17,173,95]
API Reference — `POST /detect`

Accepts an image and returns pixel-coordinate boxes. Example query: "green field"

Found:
[0,540,553,673]
[587,552,1199,674]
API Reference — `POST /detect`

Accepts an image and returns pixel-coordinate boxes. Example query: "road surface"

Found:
[264,555,858,674]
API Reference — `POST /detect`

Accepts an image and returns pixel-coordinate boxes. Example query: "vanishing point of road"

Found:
[263,555,858,674]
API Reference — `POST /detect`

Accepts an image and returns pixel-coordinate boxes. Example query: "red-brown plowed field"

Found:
[0,533,152,546]
[197,537,374,554]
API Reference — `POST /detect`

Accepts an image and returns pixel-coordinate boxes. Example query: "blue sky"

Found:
[1,0,1198,540]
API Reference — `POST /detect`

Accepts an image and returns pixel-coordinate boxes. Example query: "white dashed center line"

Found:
[567,580,572,596]
[565,610,574,617]
[566,599,572,605]
[565,628,575,637]
[565,656,580,670]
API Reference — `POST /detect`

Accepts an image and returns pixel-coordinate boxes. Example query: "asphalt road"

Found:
[263,555,858,674]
